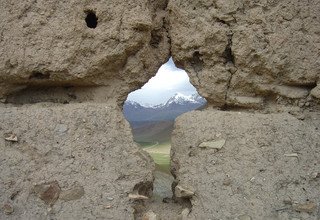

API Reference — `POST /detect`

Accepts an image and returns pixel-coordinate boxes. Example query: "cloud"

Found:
[127,58,198,105]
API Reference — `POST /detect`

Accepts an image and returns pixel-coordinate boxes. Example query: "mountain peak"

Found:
[125,92,206,108]
[165,93,204,106]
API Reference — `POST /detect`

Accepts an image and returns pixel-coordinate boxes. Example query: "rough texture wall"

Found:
[0,0,170,103]
[169,0,320,108]
[171,111,320,220]
[0,103,154,219]
[1,0,320,219]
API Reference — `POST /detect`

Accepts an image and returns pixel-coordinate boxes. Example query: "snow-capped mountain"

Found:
[164,93,206,107]
[123,93,206,122]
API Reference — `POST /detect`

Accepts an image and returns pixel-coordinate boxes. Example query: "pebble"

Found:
[128,193,148,200]
[310,172,319,179]
[198,139,226,150]
[55,124,68,133]
[175,185,194,198]
[284,153,299,158]
[60,186,85,201]
[33,181,61,205]
[142,210,158,220]
[223,178,232,186]
[4,133,18,142]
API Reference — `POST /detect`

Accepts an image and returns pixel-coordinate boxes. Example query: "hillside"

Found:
[131,120,174,143]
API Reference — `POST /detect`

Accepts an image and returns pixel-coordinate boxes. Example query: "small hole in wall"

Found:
[85,11,98,29]
[123,58,206,201]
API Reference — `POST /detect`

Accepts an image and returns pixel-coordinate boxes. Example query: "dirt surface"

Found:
[171,110,320,220]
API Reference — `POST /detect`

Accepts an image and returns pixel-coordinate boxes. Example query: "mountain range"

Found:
[123,93,206,123]
[123,93,206,143]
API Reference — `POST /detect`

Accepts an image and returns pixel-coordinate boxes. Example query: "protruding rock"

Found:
[293,202,317,213]
[275,85,309,99]
[311,85,320,99]
[33,181,61,206]
[175,185,194,198]
[142,210,158,220]
[59,186,85,201]
[198,139,226,150]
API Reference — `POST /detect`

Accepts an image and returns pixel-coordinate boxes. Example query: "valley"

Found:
[123,93,207,199]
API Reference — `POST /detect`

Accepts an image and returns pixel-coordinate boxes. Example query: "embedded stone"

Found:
[293,202,317,213]
[198,139,226,150]
[4,133,18,142]
[2,203,14,215]
[33,181,61,206]
[175,185,194,198]
[142,210,158,220]
[59,186,85,201]
[128,194,149,200]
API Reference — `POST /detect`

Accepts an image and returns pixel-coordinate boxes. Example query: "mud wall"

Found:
[0,0,319,219]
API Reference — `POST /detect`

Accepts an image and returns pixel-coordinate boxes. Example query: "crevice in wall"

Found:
[222,33,234,65]
[29,71,51,80]
[223,33,237,108]
[149,30,163,48]
[190,51,204,73]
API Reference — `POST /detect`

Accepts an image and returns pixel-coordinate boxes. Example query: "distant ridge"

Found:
[123,93,207,122]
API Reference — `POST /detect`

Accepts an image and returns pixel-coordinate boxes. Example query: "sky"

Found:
[127,58,198,105]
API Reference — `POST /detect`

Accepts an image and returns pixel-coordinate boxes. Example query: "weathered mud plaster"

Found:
[0,0,320,219]
[168,0,320,108]
[0,0,170,104]
[0,103,154,219]
[171,110,320,220]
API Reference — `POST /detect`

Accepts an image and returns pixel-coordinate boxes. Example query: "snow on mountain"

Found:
[165,93,205,106]
[123,93,207,122]
[124,100,143,109]
[126,93,205,108]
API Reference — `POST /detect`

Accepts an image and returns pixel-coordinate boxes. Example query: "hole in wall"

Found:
[85,10,98,29]
[123,58,206,202]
